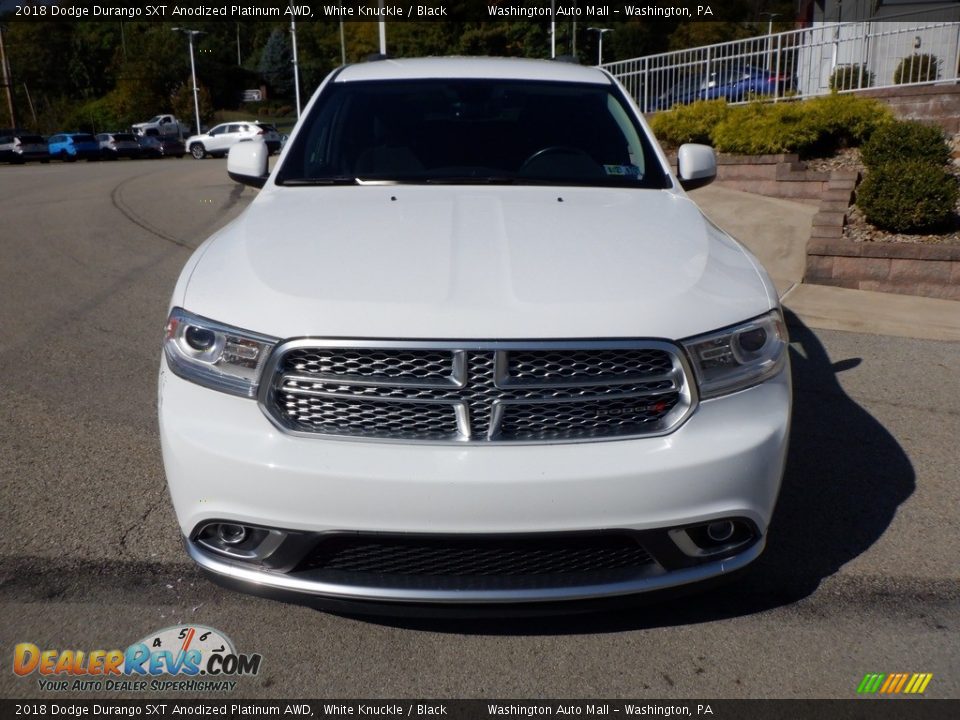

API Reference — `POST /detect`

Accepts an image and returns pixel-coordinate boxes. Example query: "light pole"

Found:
[760,12,780,73]
[0,23,17,129]
[587,27,613,66]
[289,13,301,117]
[172,28,204,136]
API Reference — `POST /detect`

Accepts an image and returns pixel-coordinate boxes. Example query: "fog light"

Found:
[217,523,248,545]
[668,518,758,559]
[194,522,287,563]
[706,520,735,543]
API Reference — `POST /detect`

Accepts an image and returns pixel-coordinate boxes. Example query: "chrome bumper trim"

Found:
[186,536,764,604]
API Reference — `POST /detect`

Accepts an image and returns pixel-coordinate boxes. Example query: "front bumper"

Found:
[159,363,790,604]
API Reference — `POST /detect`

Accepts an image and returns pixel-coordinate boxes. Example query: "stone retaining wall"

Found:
[860,85,960,134]
[713,154,830,204]
[805,238,960,300]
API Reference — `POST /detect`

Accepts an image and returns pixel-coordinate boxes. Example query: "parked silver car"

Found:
[186,121,281,159]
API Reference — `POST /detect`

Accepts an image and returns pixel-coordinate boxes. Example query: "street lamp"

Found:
[289,13,301,118]
[172,27,204,136]
[760,13,781,73]
[587,27,613,66]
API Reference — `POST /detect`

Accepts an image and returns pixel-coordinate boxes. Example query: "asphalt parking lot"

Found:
[0,158,957,700]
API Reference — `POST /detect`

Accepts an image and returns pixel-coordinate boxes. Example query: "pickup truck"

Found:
[131,114,190,140]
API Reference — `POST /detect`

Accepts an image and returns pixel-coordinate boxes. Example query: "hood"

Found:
[179,186,775,341]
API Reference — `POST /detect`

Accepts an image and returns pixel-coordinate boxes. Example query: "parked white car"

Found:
[160,57,791,609]
[185,121,281,159]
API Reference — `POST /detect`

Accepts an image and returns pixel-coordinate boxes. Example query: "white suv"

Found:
[160,58,790,609]
[186,121,281,159]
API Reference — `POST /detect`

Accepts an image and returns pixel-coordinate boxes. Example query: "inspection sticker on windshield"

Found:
[604,164,641,177]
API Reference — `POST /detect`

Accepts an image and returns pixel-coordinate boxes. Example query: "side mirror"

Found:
[227,139,269,188]
[677,143,717,191]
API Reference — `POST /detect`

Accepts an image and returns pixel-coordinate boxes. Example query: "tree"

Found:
[258,29,293,99]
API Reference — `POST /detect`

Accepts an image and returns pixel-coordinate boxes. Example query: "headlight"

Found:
[163,308,278,398]
[682,310,788,399]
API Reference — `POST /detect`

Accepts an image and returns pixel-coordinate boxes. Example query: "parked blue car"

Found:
[656,66,792,109]
[47,132,101,162]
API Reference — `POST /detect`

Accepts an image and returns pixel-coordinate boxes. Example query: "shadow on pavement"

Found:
[344,311,915,634]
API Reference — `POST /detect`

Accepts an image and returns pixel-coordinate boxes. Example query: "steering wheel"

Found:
[519,146,595,172]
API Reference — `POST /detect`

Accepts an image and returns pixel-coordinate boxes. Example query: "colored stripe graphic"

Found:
[858,673,933,694]
[857,674,884,693]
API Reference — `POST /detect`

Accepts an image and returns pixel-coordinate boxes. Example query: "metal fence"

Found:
[602,8,960,114]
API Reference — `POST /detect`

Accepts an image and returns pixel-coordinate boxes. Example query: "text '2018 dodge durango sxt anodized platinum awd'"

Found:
[159,57,791,610]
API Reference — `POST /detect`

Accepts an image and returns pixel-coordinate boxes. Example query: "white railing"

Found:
[603,7,960,113]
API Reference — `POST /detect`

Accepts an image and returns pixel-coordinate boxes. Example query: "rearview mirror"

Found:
[227,139,269,188]
[677,143,717,191]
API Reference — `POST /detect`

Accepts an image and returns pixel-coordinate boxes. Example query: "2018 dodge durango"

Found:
[159,57,791,608]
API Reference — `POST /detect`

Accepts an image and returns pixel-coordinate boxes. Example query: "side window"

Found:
[227,124,241,134]
[209,126,224,136]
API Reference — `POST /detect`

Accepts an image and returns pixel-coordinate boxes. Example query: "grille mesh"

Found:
[267,343,688,442]
[297,534,655,577]
[508,349,674,382]
[286,348,453,380]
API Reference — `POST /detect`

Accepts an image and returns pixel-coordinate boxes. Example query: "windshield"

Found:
[276,79,670,189]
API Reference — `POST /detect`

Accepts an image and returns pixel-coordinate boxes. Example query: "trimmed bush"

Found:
[650,93,889,156]
[649,99,729,147]
[711,101,820,155]
[829,65,874,91]
[893,53,939,84]
[805,92,891,151]
[860,120,949,169]
[857,160,959,233]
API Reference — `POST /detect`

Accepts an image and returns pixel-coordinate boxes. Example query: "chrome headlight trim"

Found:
[163,307,279,398]
[681,310,788,399]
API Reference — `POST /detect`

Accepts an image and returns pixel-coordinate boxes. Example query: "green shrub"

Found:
[651,93,889,156]
[829,65,874,91]
[805,92,891,152]
[893,53,939,84]
[860,120,949,169]
[857,160,959,233]
[649,99,729,147]
[711,101,820,155]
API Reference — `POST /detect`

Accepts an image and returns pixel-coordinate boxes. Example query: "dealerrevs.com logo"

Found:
[13,625,262,693]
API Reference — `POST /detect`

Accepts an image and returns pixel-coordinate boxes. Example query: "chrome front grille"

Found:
[261,340,695,443]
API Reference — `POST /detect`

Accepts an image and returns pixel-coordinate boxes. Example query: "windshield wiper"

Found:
[278,177,358,186]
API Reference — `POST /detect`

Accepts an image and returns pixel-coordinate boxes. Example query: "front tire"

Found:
[191,143,206,160]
